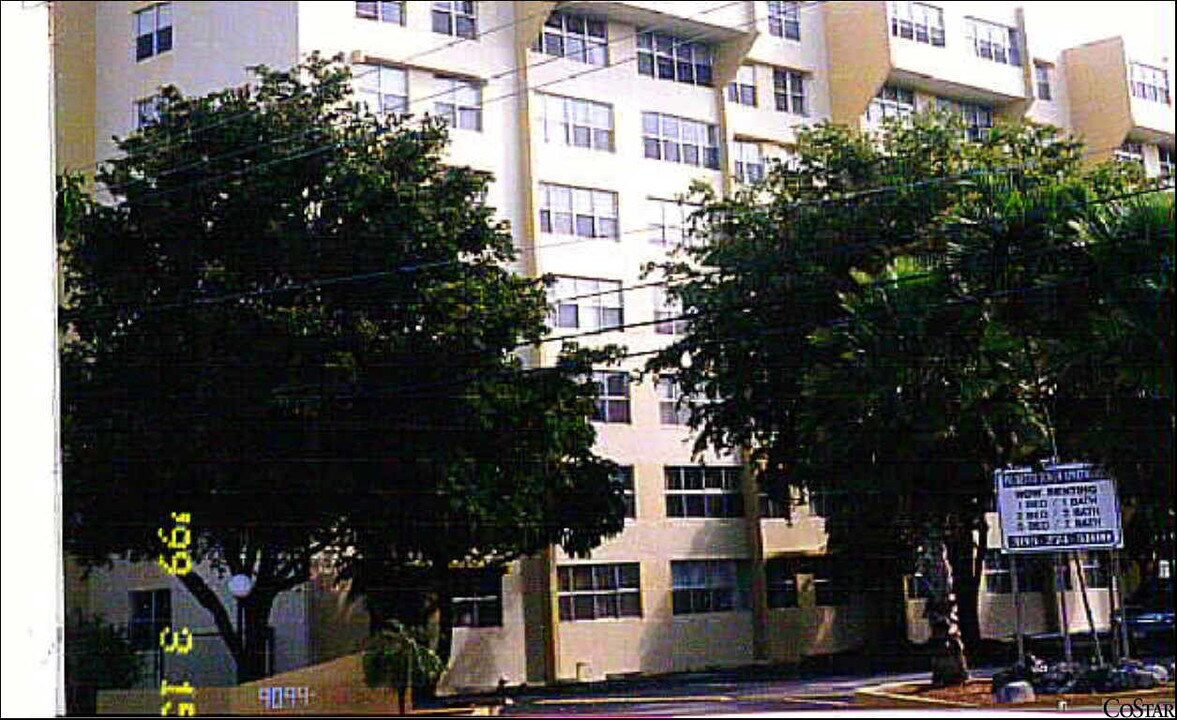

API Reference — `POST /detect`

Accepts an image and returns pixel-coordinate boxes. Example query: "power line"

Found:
[99,0,821,201]
[64,144,1160,331]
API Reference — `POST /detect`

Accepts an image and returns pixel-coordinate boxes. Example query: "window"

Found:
[665,466,744,518]
[433,76,482,131]
[1129,62,1170,104]
[767,1,801,41]
[758,492,792,519]
[129,589,171,650]
[982,550,1061,593]
[537,93,614,151]
[356,1,405,24]
[733,141,765,183]
[936,98,994,142]
[1034,62,1053,101]
[642,112,721,169]
[614,466,636,519]
[867,85,915,125]
[535,11,607,66]
[356,64,408,116]
[558,564,642,621]
[432,1,476,38]
[804,556,845,606]
[1160,146,1174,179]
[671,560,750,614]
[539,183,618,239]
[772,69,806,116]
[648,198,697,247]
[637,31,714,87]
[808,489,839,519]
[134,95,162,130]
[134,3,173,62]
[654,287,690,334]
[1114,141,1144,166]
[592,371,631,424]
[727,65,758,106]
[889,1,944,47]
[657,375,692,426]
[1079,554,1109,589]
[550,277,623,331]
[964,17,1021,66]
[453,569,503,627]
[765,558,799,608]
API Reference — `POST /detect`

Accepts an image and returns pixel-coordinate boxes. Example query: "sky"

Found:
[1018,0,1175,65]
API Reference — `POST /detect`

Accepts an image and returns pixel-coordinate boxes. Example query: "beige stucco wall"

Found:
[1064,38,1133,162]
[822,0,889,126]
[53,1,97,176]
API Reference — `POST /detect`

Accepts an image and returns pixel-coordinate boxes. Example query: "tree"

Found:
[60,55,625,683]
[647,112,1148,680]
[64,614,143,715]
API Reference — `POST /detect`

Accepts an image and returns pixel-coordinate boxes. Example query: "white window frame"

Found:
[432,0,476,39]
[614,466,636,519]
[867,85,915,126]
[591,370,631,424]
[433,76,482,131]
[1034,62,1053,101]
[134,3,173,62]
[772,68,807,116]
[642,112,721,169]
[1159,145,1174,179]
[539,183,618,239]
[654,287,690,335]
[550,276,624,331]
[537,93,614,152]
[355,1,405,25]
[356,64,408,117]
[671,560,750,614]
[535,11,608,66]
[134,95,162,130]
[1129,62,1171,104]
[733,140,766,184]
[648,197,698,248]
[637,31,715,87]
[558,563,642,621]
[767,1,801,41]
[937,98,994,142]
[452,569,503,628]
[964,16,1021,66]
[727,65,758,106]
[889,1,944,47]
[1114,141,1144,166]
[665,466,743,518]
[657,375,693,426]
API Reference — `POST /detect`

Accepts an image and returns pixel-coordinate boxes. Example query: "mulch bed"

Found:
[909,679,1176,709]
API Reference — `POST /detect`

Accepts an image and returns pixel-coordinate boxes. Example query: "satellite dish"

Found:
[228,574,253,599]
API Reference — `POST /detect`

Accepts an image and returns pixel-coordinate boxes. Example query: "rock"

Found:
[994,681,1037,704]
[1143,664,1170,683]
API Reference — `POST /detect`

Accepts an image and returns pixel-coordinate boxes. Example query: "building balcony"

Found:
[1064,37,1175,161]
[825,1,1030,127]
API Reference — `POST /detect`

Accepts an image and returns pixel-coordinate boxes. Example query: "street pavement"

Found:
[487,667,994,716]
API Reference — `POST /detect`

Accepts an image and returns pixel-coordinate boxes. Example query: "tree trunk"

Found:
[918,521,970,686]
[948,517,985,658]
[237,592,276,684]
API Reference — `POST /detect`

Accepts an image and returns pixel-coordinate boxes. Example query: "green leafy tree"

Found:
[64,614,143,715]
[60,55,625,683]
[648,112,1147,680]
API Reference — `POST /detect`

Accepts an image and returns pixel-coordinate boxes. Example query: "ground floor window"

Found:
[671,560,751,614]
[558,563,642,621]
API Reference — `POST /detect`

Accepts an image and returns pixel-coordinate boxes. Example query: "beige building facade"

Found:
[55,0,1173,695]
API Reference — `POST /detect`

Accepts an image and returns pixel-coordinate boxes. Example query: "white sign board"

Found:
[995,463,1123,553]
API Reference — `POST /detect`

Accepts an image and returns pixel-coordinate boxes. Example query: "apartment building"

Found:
[54,0,1174,695]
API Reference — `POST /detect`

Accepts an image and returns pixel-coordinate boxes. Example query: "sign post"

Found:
[995,463,1123,665]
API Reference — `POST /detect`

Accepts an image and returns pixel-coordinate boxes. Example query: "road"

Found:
[490,667,992,716]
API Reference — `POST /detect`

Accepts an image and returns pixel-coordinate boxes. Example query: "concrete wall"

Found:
[53,1,98,176]
[822,1,889,126]
[1063,38,1133,162]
